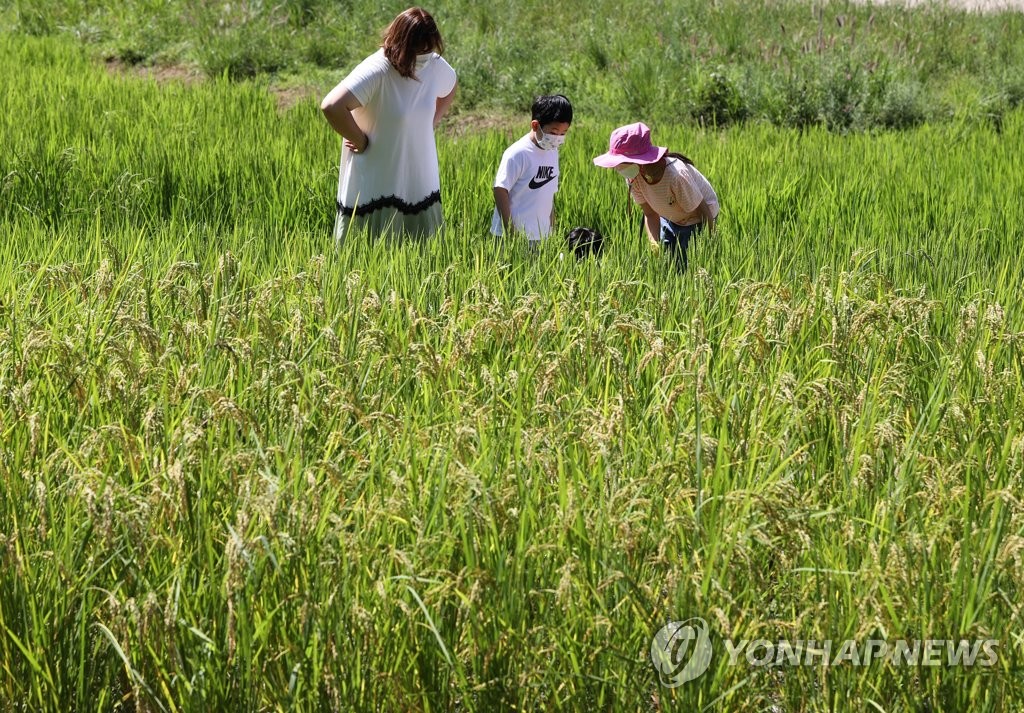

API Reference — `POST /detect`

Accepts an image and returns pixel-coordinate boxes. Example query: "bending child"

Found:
[593,122,719,272]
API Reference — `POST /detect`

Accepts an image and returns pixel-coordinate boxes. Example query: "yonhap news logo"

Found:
[650,618,714,687]
[650,617,998,687]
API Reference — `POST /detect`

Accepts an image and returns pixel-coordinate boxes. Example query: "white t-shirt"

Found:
[335,50,456,224]
[490,134,560,241]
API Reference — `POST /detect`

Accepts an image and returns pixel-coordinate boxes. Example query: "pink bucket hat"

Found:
[593,122,667,168]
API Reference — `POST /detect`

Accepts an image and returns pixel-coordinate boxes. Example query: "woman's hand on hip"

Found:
[320,84,368,151]
[344,133,369,154]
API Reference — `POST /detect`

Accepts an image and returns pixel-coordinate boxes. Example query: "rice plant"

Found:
[1,33,1022,712]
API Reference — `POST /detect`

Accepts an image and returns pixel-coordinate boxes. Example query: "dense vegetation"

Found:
[2,0,1024,128]
[2,14,1023,713]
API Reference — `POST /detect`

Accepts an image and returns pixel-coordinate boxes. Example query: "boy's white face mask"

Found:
[615,163,640,180]
[536,129,566,151]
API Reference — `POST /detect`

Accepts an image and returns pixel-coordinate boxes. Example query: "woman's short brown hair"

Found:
[382,7,444,80]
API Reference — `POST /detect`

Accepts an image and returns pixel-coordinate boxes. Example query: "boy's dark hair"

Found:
[532,94,573,126]
[565,227,604,259]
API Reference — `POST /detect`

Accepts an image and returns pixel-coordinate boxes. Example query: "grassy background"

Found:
[2,0,1024,129]
[2,21,1024,713]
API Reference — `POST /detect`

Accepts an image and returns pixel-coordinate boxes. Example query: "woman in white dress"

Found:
[320,7,457,240]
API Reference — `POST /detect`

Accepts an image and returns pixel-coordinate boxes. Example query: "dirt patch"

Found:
[105,57,203,85]
[105,58,319,112]
[439,109,522,139]
[271,85,319,112]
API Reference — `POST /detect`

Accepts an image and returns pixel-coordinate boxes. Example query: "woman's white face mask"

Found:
[615,163,640,180]
[536,129,566,151]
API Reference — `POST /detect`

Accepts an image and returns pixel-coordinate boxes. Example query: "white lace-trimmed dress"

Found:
[333,49,456,240]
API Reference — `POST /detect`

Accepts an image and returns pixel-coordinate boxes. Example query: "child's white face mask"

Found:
[536,129,566,151]
[615,163,640,180]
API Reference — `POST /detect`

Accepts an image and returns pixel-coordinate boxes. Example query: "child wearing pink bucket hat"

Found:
[594,122,719,271]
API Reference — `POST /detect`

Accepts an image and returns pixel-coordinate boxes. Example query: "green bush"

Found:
[781,78,823,130]
[1000,65,1024,109]
[876,78,928,130]
[691,70,749,127]
[819,61,866,132]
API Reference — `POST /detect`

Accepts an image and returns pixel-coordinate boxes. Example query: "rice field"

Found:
[1,33,1024,712]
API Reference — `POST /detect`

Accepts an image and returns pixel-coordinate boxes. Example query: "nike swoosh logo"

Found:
[528,175,557,190]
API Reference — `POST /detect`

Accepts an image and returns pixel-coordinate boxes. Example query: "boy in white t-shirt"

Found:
[491,95,573,245]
